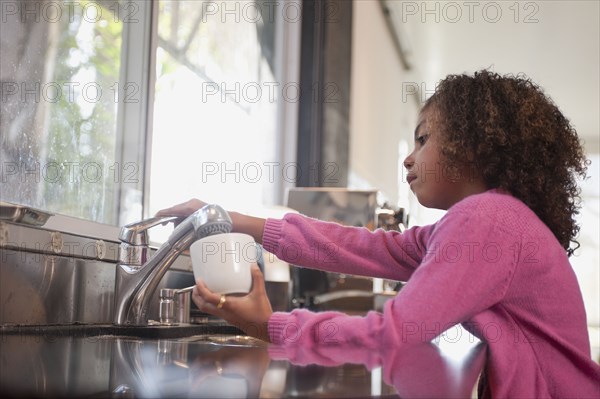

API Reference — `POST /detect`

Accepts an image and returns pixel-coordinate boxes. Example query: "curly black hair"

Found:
[424,70,589,256]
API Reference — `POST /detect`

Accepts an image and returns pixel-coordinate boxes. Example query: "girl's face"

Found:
[403,106,487,210]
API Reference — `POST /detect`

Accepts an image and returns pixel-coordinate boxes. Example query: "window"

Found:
[1,0,126,224]
[149,0,278,215]
[1,0,299,227]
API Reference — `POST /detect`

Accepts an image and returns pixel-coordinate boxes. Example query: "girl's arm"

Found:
[229,211,267,244]
[261,213,432,282]
[157,199,429,281]
[267,207,516,347]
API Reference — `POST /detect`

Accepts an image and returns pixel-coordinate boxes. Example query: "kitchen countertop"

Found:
[0,327,486,398]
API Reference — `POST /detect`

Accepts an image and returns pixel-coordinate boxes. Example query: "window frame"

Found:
[114,0,155,225]
[114,0,301,223]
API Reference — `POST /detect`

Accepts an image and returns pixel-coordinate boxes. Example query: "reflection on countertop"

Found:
[0,329,486,398]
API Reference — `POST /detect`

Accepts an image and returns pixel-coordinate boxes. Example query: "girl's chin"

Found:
[413,191,440,210]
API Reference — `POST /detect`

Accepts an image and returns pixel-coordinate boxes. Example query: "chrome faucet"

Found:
[113,204,232,325]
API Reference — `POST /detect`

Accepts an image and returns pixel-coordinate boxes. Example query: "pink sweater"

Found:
[262,189,600,398]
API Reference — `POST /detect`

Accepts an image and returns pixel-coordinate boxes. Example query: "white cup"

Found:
[190,233,256,294]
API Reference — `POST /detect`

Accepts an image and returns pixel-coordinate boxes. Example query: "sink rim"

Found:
[0,322,245,339]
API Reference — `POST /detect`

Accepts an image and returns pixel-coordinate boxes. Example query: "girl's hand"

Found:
[157,198,267,244]
[155,198,207,218]
[192,264,274,342]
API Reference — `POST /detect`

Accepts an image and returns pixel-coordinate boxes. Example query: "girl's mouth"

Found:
[407,175,417,185]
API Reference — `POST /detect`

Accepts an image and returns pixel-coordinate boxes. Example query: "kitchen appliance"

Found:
[285,188,397,312]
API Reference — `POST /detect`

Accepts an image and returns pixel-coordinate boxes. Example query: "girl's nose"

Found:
[403,153,414,171]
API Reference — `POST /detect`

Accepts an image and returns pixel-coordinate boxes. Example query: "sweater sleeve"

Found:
[267,205,517,346]
[262,213,432,281]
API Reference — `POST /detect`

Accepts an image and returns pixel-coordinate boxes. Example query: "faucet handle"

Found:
[119,216,179,245]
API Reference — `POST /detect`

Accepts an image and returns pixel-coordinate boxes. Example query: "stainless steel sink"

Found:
[0,203,273,397]
[1,202,197,327]
[0,324,267,398]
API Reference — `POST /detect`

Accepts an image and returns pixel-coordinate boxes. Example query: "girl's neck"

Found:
[445,179,490,210]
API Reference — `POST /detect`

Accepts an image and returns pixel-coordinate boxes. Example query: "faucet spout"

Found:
[113,204,232,325]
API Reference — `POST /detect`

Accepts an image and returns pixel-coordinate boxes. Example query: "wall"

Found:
[348,0,418,210]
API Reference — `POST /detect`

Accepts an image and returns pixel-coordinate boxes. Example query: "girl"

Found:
[158,71,599,397]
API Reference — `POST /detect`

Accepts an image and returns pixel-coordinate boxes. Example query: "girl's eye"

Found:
[416,134,429,146]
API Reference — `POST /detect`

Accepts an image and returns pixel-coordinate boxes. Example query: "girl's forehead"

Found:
[417,107,439,128]
[419,102,441,119]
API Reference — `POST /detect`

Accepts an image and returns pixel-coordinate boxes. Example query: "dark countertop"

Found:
[0,326,486,398]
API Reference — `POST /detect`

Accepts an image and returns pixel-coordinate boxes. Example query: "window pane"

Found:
[1,0,124,224]
[149,0,279,222]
